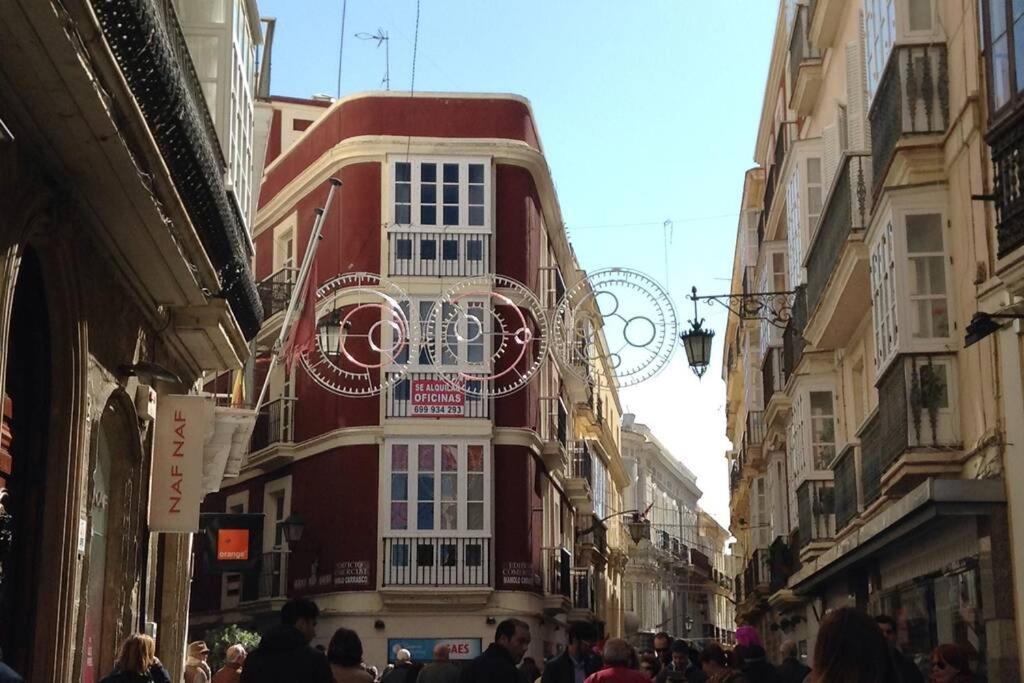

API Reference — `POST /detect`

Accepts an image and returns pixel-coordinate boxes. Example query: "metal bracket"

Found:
[689,287,796,329]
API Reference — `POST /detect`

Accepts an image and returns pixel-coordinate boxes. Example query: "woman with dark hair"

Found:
[328,628,374,683]
[812,608,898,683]
[929,644,971,683]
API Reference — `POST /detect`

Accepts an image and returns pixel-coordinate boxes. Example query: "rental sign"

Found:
[410,379,465,417]
[148,395,210,532]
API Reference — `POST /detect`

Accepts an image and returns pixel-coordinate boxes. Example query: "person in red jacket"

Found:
[584,639,648,683]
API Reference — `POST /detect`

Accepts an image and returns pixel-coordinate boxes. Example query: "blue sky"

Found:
[259,0,778,526]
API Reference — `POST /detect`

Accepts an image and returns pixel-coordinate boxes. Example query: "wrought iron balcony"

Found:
[570,442,594,486]
[789,3,823,114]
[382,536,490,587]
[832,444,860,531]
[257,550,288,599]
[805,154,872,318]
[388,231,491,277]
[744,411,765,452]
[762,347,785,405]
[571,566,595,611]
[869,43,949,194]
[547,547,572,597]
[742,548,771,596]
[768,535,796,593]
[250,397,296,453]
[578,513,607,556]
[782,287,807,381]
[989,114,1024,257]
[796,480,835,550]
[384,372,490,418]
[257,267,298,319]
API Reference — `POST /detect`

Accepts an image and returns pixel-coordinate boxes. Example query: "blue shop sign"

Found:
[387,638,482,662]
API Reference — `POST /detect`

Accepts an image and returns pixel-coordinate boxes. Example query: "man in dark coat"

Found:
[460,619,532,683]
[240,597,333,683]
[652,633,672,670]
[541,622,600,683]
[775,641,809,683]
[876,615,925,683]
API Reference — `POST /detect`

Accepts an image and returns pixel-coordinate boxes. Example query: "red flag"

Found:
[282,260,319,371]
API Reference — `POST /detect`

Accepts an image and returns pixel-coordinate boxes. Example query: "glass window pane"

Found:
[418,444,435,471]
[467,502,484,530]
[1016,0,1024,20]
[441,473,457,500]
[469,185,485,204]
[441,445,458,470]
[395,205,411,224]
[421,184,436,204]
[392,444,408,470]
[468,343,483,363]
[443,163,459,182]
[993,0,1009,36]
[416,543,434,566]
[417,503,434,530]
[992,35,1012,109]
[928,256,946,294]
[810,392,833,415]
[421,239,437,259]
[396,238,412,260]
[421,163,436,182]
[391,473,408,500]
[185,35,221,78]
[395,184,411,203]
[931,300,950,337]
[467,239,483,260]
[440,543,457,565]
[920,363,949,408]
[421,205,437,226]
[807,158,821,183]
[390,503,407,530]
[469,164,484,183]
[178,0,227,23]
[465,543,483,566]
[440,503,458,530]
[469,206,485,226]
[443,240,459,260]
[1014,16,1024,94]
[906,214,943,252]
[391,543,409,565]
[418,474,434,500]
[396,162,411,182]
[908,0,932,30]
[468,473,484,500]
[443,184,459,205]
[468,445,484,471]
[443,206,459,225]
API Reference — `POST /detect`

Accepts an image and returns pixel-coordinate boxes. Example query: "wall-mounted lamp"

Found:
[485,617,496,625]
[374,619,386,630]
[964,311,1024,347]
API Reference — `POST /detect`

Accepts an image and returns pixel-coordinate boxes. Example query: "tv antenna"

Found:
[355,28,390,90]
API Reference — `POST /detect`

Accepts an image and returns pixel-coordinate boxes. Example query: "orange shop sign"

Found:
[148,395,211,532]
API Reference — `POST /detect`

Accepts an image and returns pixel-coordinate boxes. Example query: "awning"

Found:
[791,478,1005,595]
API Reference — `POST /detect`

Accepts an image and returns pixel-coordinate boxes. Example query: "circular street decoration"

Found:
[425,275,548,398]
[299,273,413,397]
[552,268,678,388]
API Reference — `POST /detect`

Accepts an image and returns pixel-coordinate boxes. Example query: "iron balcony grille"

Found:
[548,547,572,597]
[382,536,490,587]
[744,411,765,451]
[250,397,296,452]
[782,287,808,381]
[762,346,785,405]
[570,442,593,485]
[805,154,872,318]
[257,267,299,319]
[571,567,595,610]
[833,445,859,531]
[869,43,950,196]
[860,410,884,506]
[257,550,288,599]
[788,4,822,94]
[796,480,836,549]
[989,114,1024,257]
[388,232,491,277]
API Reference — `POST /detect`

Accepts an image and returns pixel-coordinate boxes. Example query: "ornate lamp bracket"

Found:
[689,286,796,329]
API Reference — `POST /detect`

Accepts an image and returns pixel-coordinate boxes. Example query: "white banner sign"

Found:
[149,395,211,532]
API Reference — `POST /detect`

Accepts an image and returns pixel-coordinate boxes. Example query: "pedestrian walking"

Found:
[655,640,698,683]
[929,644,972,683]
[99,634,172,683]
[774,641,808,683]
[875,615,925,683]
[185,641,213,683]
[240,597,333,683]
[699,644,746,683]
[638,654,661,680]
[812,607,898,683]
[327,627,374,683]
[583,639,648,683]
[542,622,601,683]
[0,647,23,683]
[382,649,420,683]
[419,645,461,683]
[460,618,532,683]
[652,633,673,669]
[211,644,246,683]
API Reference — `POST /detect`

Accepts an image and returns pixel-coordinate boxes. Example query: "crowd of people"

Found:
[89,599,978,683]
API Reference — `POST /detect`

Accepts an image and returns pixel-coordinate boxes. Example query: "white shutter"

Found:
[823,123,841,190]
[846,28,871,151]
[786,166,803,287]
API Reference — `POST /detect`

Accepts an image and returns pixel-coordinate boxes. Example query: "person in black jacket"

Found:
[541,622,600,683]
[875,615,925,683]
[460,619,532,683]
[775,641,809,683]
[240,597,333,683]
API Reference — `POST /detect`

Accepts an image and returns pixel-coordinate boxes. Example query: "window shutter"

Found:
[846,29,871,151]
[823,123,841,190]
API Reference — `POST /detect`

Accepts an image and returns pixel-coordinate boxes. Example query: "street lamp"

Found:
[278,513,305,546]
[317,310,344,357]
[576,510,652,545]
[964,311,1024,347]
[680,287,714,379]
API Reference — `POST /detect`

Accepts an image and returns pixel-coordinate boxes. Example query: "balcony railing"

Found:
[257,267,299,320]
[744,411,765,451]
[788,4,822,93]
[578,514,607,556]
[570,442,593,486]
[743,548,770,596]
[768,535,796,593]
[382,536,490,587]
[257,550,288,599]
[861,410,884,506]
[833,444,860,531]
[783,287,807,381]
[571,566,595,611]
[805,154,872,317]
[384,372,490,418]
[251,397,296,452]
[796,480,836,549]
[762,346,785,404]
[869,43,949,194]
[388,231,491,277]
[990,116,1024,257]
[547,547,572,597]
[690,548,712,578]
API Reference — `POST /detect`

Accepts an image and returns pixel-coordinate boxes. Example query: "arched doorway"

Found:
[0,246,52,677]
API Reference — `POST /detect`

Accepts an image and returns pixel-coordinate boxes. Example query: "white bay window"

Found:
[865,0,941,101]
[788,385,839,488]
[391,157,491,230]
[784,144,823,289]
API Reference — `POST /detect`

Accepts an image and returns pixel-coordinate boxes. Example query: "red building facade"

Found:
[190,93,629,665]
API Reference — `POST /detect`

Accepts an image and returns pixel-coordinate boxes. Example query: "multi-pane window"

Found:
[592,455,609,519]
[772,252,787,292]
[392,298,490,370]
[906,214,949,339]
[983,0,1022,112]
[787,164,803,288]
[391,158,490,230]
[871,221,898,370]
[809,391,837,470]
[806,158,823,231]
[387,441,489,533]
[865,0,896,98]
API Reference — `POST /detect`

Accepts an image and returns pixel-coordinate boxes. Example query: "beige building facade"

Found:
[725,1,1023,679]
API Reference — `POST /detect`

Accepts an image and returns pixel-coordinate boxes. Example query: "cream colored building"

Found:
[724,1,1021,678]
